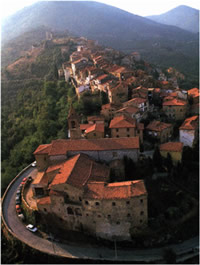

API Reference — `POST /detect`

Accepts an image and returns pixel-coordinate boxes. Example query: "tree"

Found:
[153,145,162,170]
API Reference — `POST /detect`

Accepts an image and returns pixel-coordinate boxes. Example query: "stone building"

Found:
[179,115,199,147]
[109,115,144,142]
[33,137,140,172]
[35,152,148,241]
[67,105,81,139]
[159,142,183,164]
[162,98,187,120]
[146,120,173,143]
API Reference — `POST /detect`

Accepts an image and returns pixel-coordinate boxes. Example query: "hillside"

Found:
[1,1,199,78]
[147,5,199,33]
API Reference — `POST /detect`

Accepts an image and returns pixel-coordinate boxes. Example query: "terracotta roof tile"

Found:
[49,153,109,188]
[84,180,147,199]
[163,98,187,106]
[85,123,104,134]
[109,115,136,128]
[34,137,139,157]
[179,116,199,130]
[116,106,139,115]
[124,97,147,106]
[37,196,51,205]
[80,124,92,131]
[101,103,118,110]
[33,144,51,155]
[87,116,105,122]
[146,120,172,132]
[160,142,183,152]
[188,88,199,98]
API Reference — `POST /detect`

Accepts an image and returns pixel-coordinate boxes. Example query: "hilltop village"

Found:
[24,35,198,242]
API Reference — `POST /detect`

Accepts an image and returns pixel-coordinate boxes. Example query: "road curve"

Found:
[2,166,199,262]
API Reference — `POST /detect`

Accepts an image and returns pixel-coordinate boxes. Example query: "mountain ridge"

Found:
[147,5,199,33]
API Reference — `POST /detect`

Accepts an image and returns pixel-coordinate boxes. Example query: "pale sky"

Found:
[1,0,199,20]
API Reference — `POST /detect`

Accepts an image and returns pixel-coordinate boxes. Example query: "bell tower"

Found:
[67,105,81,139]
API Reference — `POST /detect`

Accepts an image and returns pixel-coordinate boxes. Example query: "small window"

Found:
[71,120,76,128]
[67,207,74,215]
[93,133,96,136]
[44,208,47,212]
[95,202,100,206]
[140,211,144,215]
[116,128,119,132]
[127,134,130,137]
[127,128,130,132]
[140,199,143,203]
[86,213,89,216]
[112,202,116,206]
[126,201,130,205]
[127,213,131,218]
[107,215,111,219]
[116,221,120,225]
[85,200,89,205]
[79,197,82,202]
[140,219,143,223]
[116,135,119,138]
[98,215,101,218]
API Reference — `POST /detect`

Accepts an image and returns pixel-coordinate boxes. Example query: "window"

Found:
[86,213,89,216]
[126,201,130,205]
[44,208,47,212]
[116,128,119,132]
[95,202,100,206]
[127,213,131,218]
[75,208,82,216]
[140,219,143,223]
[116,221,120,225]
[93,133,96,136]
[79,197,82,202]
[98,214,101,218]
[112,202,116,206]
[127,128,130,132]
[140,211,144,215]
[140,199,143,203]
[71,120,76,128]
[116,135,119,138]
[85,200,89,205]
[127,134,130,137]
[67,207,74,215]
[107,215,111,219]
[112,151,118,157]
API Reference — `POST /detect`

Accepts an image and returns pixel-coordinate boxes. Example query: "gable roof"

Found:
[160,142,183,152]
[116,106,139,115]
[34,137,140,156]
[33,144,51,155]
[109,115,136,129]
[188,88,199,98]
[163,98,187,106]
[49,153,109,189]
[179,115,199,130]
[84,180,147,200]
[146,120,172,132]
[85,123,104,134]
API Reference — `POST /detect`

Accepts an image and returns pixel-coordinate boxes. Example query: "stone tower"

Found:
[67,105,81,139]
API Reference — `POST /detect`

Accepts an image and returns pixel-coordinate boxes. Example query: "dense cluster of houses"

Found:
[30,37,199,241]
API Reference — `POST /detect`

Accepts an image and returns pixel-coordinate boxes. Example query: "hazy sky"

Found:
[1,0,199,20]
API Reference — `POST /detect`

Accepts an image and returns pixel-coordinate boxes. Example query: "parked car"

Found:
[16,205,22,214]
[16,198,21,205]
[28,176,33,182]
[18,213,25,221]
[26,224,37,233]
[31,161,37,167]
[22,177,27,182]
[16,189,21,195]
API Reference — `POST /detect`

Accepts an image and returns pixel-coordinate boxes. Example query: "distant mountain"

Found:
[147,5,199,33]
[1,1,199,77]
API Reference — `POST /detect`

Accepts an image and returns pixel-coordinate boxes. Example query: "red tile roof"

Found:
[34,137,140,156]
[179,115,199,130]
[80,124,92,131]
[160,142,183,152]
[163,98,187,106]
[49,153,110,188]
[84,180,147,199]
[146,120,172,132]
[87,115,105,122]
[37,196,51,205]
[85,123,104,134]
[188,88,199,98]
[116,106,139,115]
[109,115,136,128]
[33,144,51,155]
[124,97,147,106]
[95,74,108,81]
[101,103,118,110]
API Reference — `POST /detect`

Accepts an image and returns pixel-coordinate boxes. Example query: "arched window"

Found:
[67,207,74,215]
[71,121,76,128]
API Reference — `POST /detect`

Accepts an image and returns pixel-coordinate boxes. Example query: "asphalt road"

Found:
[2,166,199,262]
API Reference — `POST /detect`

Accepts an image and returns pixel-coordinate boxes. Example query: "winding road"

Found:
[2,165,199,262]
